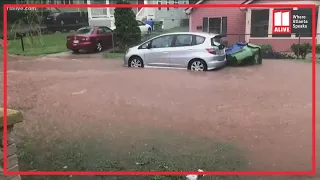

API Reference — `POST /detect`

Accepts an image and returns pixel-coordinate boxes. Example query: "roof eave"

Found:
[184,0,205,15]
[185,0,255,15]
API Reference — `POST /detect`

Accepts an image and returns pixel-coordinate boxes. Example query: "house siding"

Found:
[153,0,188,29]
[189,0,246,46]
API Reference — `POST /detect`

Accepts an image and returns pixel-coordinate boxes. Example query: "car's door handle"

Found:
[163,52,169,54]
[187,49,194,51]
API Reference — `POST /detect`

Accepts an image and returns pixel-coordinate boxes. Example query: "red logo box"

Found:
[273,10,292,34]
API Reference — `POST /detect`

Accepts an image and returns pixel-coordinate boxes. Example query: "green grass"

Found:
[161,27,189,33]
[7,33,71,56]
[16,128,247,180]
[104,51,125,59]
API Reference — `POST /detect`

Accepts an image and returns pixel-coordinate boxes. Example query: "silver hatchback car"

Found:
[124,32,227,71]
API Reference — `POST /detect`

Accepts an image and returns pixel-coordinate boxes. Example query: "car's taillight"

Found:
[81,37,90,41]
[206,48,216,55]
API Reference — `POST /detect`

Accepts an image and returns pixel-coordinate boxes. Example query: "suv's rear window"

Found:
[75,27,94,35]
[211,36,222,46]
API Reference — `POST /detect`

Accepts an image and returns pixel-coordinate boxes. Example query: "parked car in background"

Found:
[66,26,114,53]
[136,20,152,35]
[124,32,226,71]
[110,20,152,35]
[44,12,88,33]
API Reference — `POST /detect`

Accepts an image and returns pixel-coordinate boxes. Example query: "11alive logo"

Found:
[272,10,292,34]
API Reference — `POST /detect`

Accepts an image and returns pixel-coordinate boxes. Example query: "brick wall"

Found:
[0,109,23,180]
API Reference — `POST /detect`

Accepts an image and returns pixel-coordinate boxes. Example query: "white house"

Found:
[87,0,189,30]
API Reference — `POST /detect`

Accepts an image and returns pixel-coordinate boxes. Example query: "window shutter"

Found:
[202,17,208,32]
[221,17,227,37]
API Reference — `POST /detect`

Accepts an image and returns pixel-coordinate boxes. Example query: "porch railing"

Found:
[136,8,146,20]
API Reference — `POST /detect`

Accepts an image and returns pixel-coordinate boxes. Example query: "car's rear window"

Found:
[195,35,205,45]
[137,20,145,26]
[75,27,94,35]
[211,36,222,46]
[48,13,60,17]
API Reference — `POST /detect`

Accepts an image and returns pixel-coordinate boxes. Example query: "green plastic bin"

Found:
[227,43,262,66]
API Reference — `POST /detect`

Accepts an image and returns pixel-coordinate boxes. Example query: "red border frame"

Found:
[2,3,316,177]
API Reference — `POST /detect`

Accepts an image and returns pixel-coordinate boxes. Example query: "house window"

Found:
[167,0,170,11]
[209,18,222,34]
[251,9,269,37]
[202,17,227,35]
[294,7,318,37]
[272,8,292,37]
[174,0,178,9]
[158,1,161,10]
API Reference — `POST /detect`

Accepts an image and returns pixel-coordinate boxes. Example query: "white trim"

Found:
[245,8,251,42]
[189,14,192,32]
[185,0,203,14]
[267,8,273,38]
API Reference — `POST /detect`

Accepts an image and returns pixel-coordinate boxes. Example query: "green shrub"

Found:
[260,44,273,53]
[291,43,312,59]
[316,44,320,53]
[154,21,163,32]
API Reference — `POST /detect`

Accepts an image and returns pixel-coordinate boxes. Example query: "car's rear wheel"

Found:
[188,59,207,71]
[72,49,79,53]
[95,42,103,52]
[128,56,144,68]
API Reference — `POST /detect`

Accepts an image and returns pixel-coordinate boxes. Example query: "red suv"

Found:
[66,26,114,53]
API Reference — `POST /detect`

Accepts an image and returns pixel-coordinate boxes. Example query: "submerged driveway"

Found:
[1,54,319,175]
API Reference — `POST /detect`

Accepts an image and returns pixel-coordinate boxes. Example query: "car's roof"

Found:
[78,26,95,29]
[78,26,112,29]
[160,32,221,37]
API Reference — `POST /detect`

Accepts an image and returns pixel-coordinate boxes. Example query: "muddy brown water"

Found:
[0,54,319,179]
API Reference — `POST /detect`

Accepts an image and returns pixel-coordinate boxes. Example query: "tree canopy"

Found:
[114,0,141,49]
